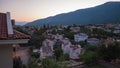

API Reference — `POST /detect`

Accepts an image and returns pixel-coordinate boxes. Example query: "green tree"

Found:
[54,47,63,60]
[80,51,98,65]
[98,43,120,62]
[42,59,61,68]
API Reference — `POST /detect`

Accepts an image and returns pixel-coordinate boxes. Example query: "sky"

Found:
[0,0,120,23]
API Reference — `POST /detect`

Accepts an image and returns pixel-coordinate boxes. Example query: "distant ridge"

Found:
[25,1,120,26]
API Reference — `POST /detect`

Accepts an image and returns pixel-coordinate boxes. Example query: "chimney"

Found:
[11,19,15,26]
[6,12,13,38]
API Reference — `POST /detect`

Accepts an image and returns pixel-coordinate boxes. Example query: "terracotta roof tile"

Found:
[87,38,99,41]
[0,12,30,40]
[13,30,30,39]
[0,13,8,39]
[103,39,114,45]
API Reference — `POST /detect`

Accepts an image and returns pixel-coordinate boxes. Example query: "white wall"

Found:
[6,12,13,35]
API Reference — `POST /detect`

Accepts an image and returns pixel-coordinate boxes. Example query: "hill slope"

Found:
[25,2,120,26]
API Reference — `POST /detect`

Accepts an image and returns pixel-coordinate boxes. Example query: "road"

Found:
[16,47,30,68]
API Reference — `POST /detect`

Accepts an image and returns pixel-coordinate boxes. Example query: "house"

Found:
[0,12,30,68]
[54,34,63,41]
[61,25,68,29]
[40,39,54,59]
[104,29,112,32]
[47,33,54,39]
[74,33,88,42]
[103,38,115,47]
[116,39,120,43]
[70,26,80,32]
[87,38,99,45]
[113,26,120,34]
[113,30,120,34]
[61,38,71,54]
[46,29,53,33]
[33,49,40,53]
[69,44,83,61]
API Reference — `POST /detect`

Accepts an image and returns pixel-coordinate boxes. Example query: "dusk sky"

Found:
[0,0,120,23]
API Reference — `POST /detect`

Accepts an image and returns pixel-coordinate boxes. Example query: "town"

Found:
[1,1,120,67]
[0,12,120,68]
[14,21,120,68]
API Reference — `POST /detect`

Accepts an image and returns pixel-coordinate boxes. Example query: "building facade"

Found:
[0,12,30,68]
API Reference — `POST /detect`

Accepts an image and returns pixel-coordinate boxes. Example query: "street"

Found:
[16,47,30,68]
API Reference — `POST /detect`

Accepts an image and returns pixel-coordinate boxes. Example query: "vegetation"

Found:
[42,59,67,68]
[58,54,69,61]
[80,50,98,65]
[91,28,120,39]
[23,25,120,68]
[80,43,120,66]
[53,44,69,61]
[53,46,63,60]
[84,64,105,68]
[29,58,40,68]
[28,47,41,68]
[14,26,29,35]
[31,52,40,58]
[98,43,120,62]
[28,28,45,47]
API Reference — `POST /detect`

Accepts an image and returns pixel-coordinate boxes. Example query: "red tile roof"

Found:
[70,45,79,50]
[0,12,30,40]
[87,38,99,41]
[0,13,8,39]
[13,30,30,39]
[103,39,114,45]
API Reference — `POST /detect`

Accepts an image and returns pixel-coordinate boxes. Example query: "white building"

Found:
[40,39,55,59]
[61,38,72,54]
[74,33,88,42]
[70,27,80,32]
[87,38,99,45]
[69,45,82,60]
[54,34,63,41]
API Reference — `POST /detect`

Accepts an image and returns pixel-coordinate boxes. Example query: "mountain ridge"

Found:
[25,1,120,26]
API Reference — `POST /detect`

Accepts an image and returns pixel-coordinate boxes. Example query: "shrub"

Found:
[86,45,98,51]
[53,46,63,60]
[31,52,40,58]
[98,44,120,62]
[29,58,40,68]
[42,59,61,68]
[80,51,98,65]
[58,54,69,61]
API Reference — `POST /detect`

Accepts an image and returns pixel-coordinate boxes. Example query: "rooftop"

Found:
[0,12,30,40]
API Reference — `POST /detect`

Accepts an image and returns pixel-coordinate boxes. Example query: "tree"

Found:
[28,28,45,47]
[79,45,100,65]
[53,45,63,60]
[98,43,120,62]
[28,36,43,47]
[64,32,74,40]
[80,51,98,65]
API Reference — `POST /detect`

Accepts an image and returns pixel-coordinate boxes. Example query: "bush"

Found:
[98,44,120,62]
[42,59,61,68]
[53,46,63,60]
[64,32,74,40]
[58,54,69,61]
[22,64,27,68]
[31,52,40,58]
[29,58,40,68]
[86,45,98,52]
[80,51,98,65]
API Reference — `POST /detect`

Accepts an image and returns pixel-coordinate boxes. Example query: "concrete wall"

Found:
[0,45,13,68]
